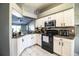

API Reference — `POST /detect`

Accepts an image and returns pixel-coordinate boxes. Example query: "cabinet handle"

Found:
[62,42,64,46]
[31,37,33,39]
[22,39,24,42]
[64,23,65,26]
[60,39,62,41]
[59,42,60,45]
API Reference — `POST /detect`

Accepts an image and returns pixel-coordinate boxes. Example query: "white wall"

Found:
[0,4,10,56]
[74,4,79,25]
[38,3,73,18]
[74,26,79,56]
[74,3,79,56]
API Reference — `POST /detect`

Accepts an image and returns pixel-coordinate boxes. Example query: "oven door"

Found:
[42,36,49,43]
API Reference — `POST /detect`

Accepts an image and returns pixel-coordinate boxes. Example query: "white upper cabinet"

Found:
[36,15,56,27]
[63,9,74,26]
[35,20,38,27]
[36,17,46,27]
[40,18,45,27]
[36,8,74,27]
[56,9,74,27]
[35,19,39,27]
[55,12,64,27]
[35,18,43,27]
[46,15,54,21]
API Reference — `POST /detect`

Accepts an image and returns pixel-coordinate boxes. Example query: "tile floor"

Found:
[21,45,57,56]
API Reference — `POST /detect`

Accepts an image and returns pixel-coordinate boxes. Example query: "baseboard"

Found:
[53,52,61,56]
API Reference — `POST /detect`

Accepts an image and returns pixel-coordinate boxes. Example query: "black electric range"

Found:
[42,30,58,53]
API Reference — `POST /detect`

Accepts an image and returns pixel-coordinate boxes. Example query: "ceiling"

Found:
[13,3,62,25]
[23,3,61,14]
[17,3,62,15]
[24,3,52,10]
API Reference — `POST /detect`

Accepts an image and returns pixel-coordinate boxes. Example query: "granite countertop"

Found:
[54,35,75,40]
[12,34,26,39]
[12,33,41,39]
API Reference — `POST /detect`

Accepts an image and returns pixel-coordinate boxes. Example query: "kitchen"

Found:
[0,3,78,56]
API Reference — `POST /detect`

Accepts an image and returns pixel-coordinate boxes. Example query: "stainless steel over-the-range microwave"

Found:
[45,20,56,27]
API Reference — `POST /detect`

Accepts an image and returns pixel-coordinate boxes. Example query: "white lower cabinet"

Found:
[17,34,41,55]
[17,36,30,55]
[11,39,17,56]
[35,34,42,46]
[61,38,74,56]
[26,34,36,47]
[22,36,28,49]
[27,35,34,47]
[54,37,62,55]
[54,36,74,56]
[25,35,31,47]
[17,37,24,55]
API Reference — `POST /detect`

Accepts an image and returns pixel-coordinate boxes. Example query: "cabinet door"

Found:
[11,39,17,56]
[46,14,55,22]
[41,17,47,27]
[17,37,23,55]
[64,9,74,26]
[36,34,41,46]
[62,38,73,56]
[53,37,62,55]
[23,35,31,48]
[36,19,39,27]
[55,12,64,27]
[30,35,36,45]
[26,35,35,47]
[23,35,36,49]
[32,34,37,45]
[26,35,32,47]
[35,19,42,27]
[22,36,28,49]
[40,18,44,27]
